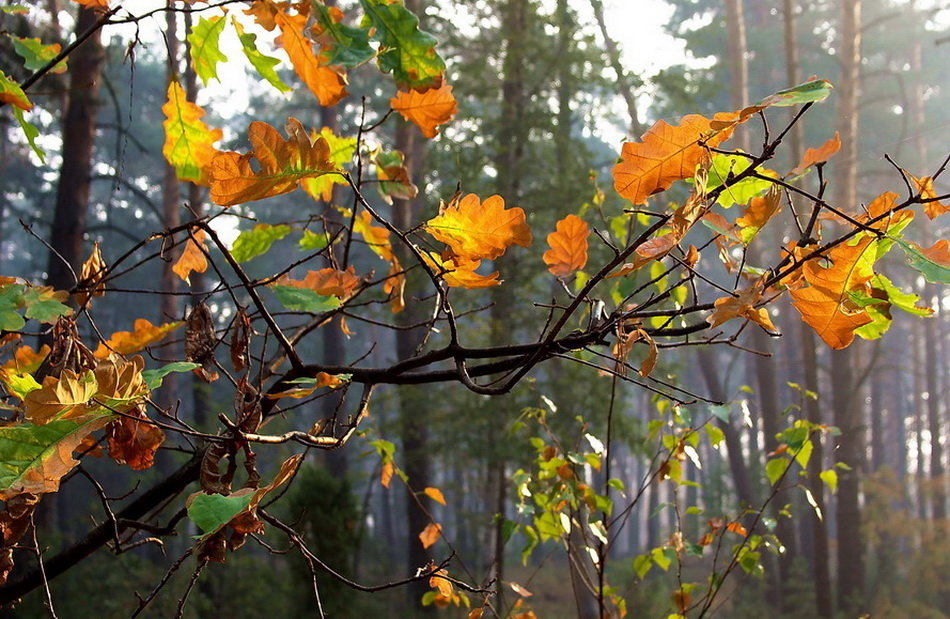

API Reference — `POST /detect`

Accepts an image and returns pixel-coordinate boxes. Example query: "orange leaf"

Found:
[726,522,748,537]
[210,118,336,205]
[380,460,394,488]
[419,522,442,549]
[917,239,950,266]
[384,259,407,313]
[426,194,532,261]
[76,241,107,307]
[70,0,110,8]
[612,112,736,205]
[275,11,347,106]
[353,210,394,262]
[275,266,360,299]
[264,371,348,399]
[423,487,446,505]
[792,131,841,175]
[790,237,876,349]
[429,568,454,597]
[94,319,184,358]
[421,251,500,289]
[543,215,589,277]
[172,228,209,284]
[708,279,777,333]
[910,175,948,220]
[1,344,49,375]
[23,370,98,425]
[391,84,458,139]
[736,186,782,243]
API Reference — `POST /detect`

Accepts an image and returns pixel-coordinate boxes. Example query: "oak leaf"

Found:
[421,251,500,289]
[172,228,209,284]
[736,186,782,244]
[106,409,165,471]
[275,266,360,299]
[209,118,336,206]
[790,236,876,349]
[612,113,736,205]
[94,319,184,358]
[791,131,841,175]
[425,194,532,261]
[162,80,222,185]
[301,127,356,201]
[708,279,777,333]
[910,174,948,220]
[275,11,347,106]
[23,370,98,425]
[391,84,457,138]
[543,215,589,277]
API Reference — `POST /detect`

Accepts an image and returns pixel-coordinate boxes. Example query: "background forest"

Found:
[0,0,947,617]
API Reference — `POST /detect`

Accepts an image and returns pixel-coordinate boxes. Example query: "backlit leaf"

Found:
[421,251,500,289]
[301,127,357,201]
[11,36,66,73]
[232,17,290,92]
[419,522,442,549]
[162,81,223,185]
[13,108,45,162]
[910,174,948,220]
[543,214,589,277]
[275,10,347,106]
[391,84,457,138]
[426,194,532,261]
[22,370,98,425]
[209,118,336,206]
[612,113,737,205]
[374,149,417,203]
[188,15,229,85]
[792,131,841,175]
[894,238,950,285]
[21,286,71,323]
[270,287,342,313]
[172,228,209,284]
[423,487,446,505]
[312,3,375,68]
[0,414,113,500]
[274,267,360,299]
[360,0,445,92]
[94,318,184,358]
[76,242,107,307]
[701,154,777,208]
[0,70,31,111]
[231,224,291,262]
[736,186,782,244]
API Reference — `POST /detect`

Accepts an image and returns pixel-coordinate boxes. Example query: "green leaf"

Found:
[231,224,291,262]
[705,424,724,447]
[633,554,652,579]
[187,491,254,534]
[142,362,201,390]
[793,438,812,469]
[700,154,775,208]
[894,237,950,284]
[313,2,375,68]
[299,229,331,251]
[270,286,342,313]
[0,415,112,500]
[651,547,672,571]
[21,287,72,323]
[4,372,41,399]
[232,17,290,92]
[709,405,731,423]
[10,36,66,73]
[13,108,45,162]
[520,525,538,565]
[188,15,229,86]
[765,457,787,486]
[819,469,838,493]
[360,0,445,91]
[0,69,32,111]
[757,79,833,107]
[0,5,29,14]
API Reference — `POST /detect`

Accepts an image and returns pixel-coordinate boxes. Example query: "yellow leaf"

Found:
[23,370,98,425]
[301,127,356,201]
[421,251,500,289]
[425,194,532,261]
[95,319,184,358]
[612,112,736,205]
[423,486,446,505]
[209,118,336,206]
[172,228,209,284]
[93,354,148,407]
[353,210,394,262]
[391,84,458,139]
[419,522,442,549]
[162,80,222,185]
[429,568,454,597]
[275,11,347,106]
[543,214,589,277]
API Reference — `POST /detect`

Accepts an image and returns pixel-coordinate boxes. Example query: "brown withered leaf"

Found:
[186,302,219,382]
[230,308,251,372]
[0,493,40,585]
[172,228,209,285]
[76,242,107,307]
[106,409,165,471]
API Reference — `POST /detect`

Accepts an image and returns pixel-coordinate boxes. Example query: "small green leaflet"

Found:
[13,108,45,162]
[700,154,775,208]
[313,2,375,68]
[10,36,66,73]
[231,224,291,262]
[270,286,342,312]
[852,273,931,340]
[0,284,27,331]
[21,287,72,323]
[0,5,29,14]
[819,469,838,493]
[188,15,229,86]
[893,237,950,284]
[757,79,833,107]
[142,362,201,390]
[360,0,445,91]
[4,372,41,399]
[299,229,331,251]
[232,17,290,93]
[284,374,352,386]
[187,491,254,535]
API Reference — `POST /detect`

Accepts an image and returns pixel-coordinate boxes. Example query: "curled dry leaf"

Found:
[186,302,219,382]
[543,214,589,277]
[418,522,442,549]
[76,242,107,307]
[0,492,40,585]
[230,308,251,372]
[106,408,165,471]
[708,279,778,334]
